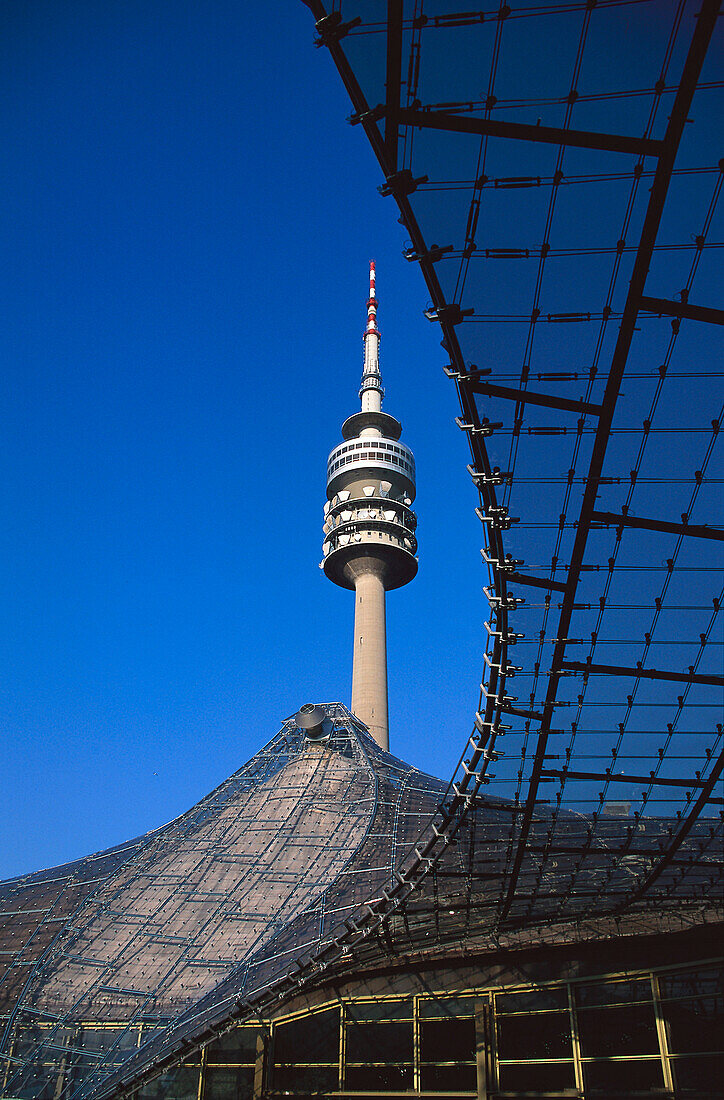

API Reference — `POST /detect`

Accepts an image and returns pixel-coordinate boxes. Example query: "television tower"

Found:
[321,262,418,750]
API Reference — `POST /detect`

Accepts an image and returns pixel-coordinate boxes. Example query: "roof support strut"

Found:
[561,660,724,688]
[592,510,724,542]
[465,378,603,417]
[640,295,724,326]
[396,106,664,158]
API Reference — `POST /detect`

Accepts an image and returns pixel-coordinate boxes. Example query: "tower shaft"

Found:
[350,563,389,750]
[322,262,417,751]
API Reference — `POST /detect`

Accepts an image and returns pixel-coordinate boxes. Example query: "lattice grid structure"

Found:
[1,3,722,1097]
[0,708,450,1098]
[305,0,723,927]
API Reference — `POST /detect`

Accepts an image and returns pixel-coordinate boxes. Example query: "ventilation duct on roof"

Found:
[295,703,331,742]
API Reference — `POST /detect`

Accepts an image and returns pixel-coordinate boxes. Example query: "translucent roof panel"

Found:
[0,706,452,1099]
[306,0,723,930]
[2,699,718,1099]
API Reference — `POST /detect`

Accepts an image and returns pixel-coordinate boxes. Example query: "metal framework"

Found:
[0,4,721,1097]
[86,0,724,1072]
[1,702,718,1099]
[303,0,723,930]
[0,708,453,1099]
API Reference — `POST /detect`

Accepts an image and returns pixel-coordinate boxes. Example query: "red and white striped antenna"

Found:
[360,260,383,411]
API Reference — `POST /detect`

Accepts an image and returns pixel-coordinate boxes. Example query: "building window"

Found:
[139,1066,200,1100]
[575,976,664,1091]
[203,1067,254,1100]
[206,1029,256,1065]
[271,1007,339,1092]
[495,985,576,1092]
[419,994,476,1092]
[124,963,723,1100]
[344,999,413,1091]
[660,965,724,1092]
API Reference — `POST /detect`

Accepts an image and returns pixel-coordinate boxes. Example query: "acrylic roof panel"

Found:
[0,839,150,1024]
[0,706,449,1098]
[305,0,723,929]
[2,699,719,1099]
[3,5,723,1094]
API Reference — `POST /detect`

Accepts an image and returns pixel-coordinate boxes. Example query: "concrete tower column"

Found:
[321,262,418,751]
[350,563,389,750]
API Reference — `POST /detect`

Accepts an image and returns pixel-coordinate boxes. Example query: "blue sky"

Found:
[1,0,483,877]
[4,0,719,881]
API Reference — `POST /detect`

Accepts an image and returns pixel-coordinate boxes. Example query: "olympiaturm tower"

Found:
[321,262,418,750]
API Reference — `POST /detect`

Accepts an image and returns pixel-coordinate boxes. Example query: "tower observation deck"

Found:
[322,262,417,750]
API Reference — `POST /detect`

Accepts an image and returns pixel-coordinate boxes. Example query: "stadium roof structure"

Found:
[1,702,718,1099]
[0,707,445,1097]
[1,3,722,1098]
[302,0,723,920]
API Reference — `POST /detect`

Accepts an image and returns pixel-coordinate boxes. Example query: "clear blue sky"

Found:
[4,1,719,881]
[1,0,483,878]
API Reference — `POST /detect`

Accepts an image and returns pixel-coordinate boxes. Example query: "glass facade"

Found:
[79,960,721,1099]
[327,439,416,480]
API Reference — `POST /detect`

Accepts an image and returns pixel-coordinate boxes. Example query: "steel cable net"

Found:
[2,3,723,1096]
[0,707,461,1098]
[4,705,708,1100]
[306,0,723,925]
